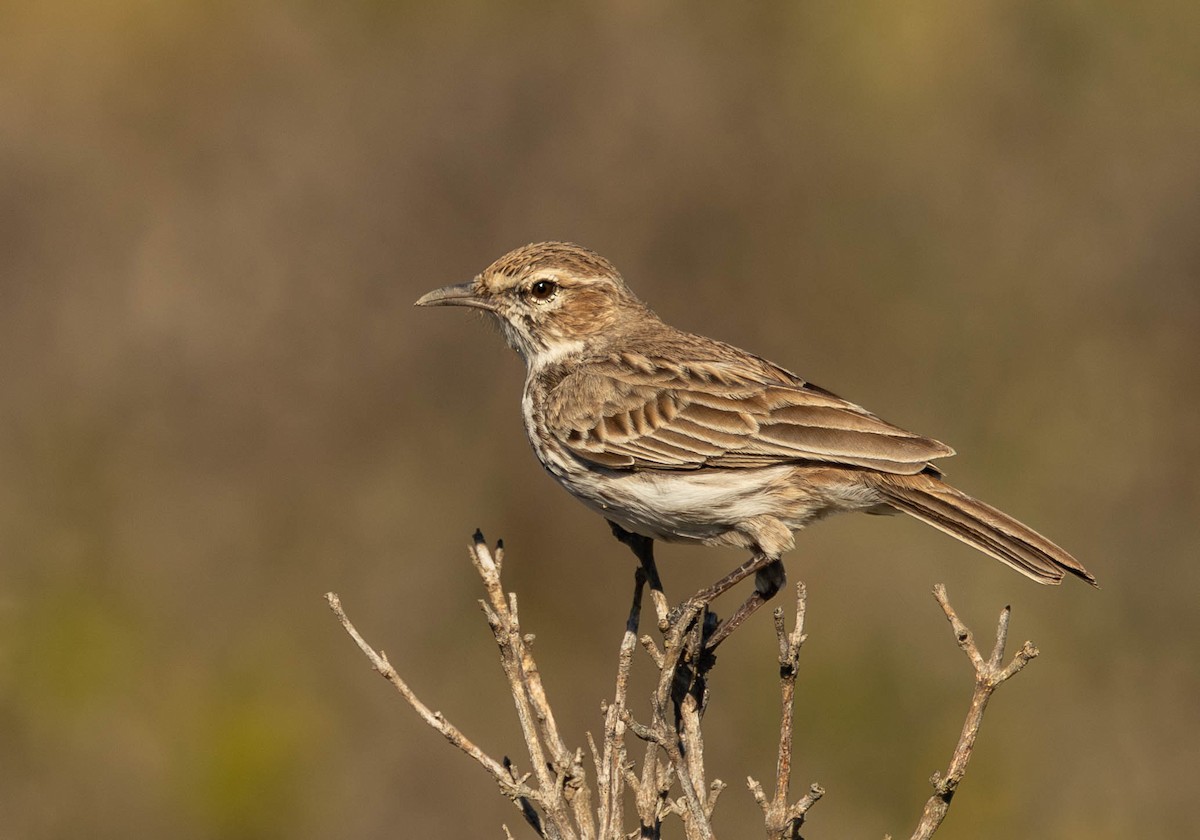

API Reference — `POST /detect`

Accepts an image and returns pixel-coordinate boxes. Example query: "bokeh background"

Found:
[3,2,1198,837]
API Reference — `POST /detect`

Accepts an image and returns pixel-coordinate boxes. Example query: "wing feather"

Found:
[544,355,954,474]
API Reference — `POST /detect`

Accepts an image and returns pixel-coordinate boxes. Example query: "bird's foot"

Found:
[665,597,706,632]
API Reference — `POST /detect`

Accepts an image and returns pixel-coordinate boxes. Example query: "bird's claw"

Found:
[665,598,716,636]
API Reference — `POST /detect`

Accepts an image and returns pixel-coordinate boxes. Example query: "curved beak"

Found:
[414,282,495,310]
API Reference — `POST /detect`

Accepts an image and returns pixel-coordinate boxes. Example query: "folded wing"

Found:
[546,355,955,474]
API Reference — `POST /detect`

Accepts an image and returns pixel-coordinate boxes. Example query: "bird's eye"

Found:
[528,279,558,301]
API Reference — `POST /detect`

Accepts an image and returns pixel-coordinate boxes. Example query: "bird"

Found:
[416,242,1095,647]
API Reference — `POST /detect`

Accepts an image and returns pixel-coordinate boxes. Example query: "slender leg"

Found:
[702,558,785,650]
[607,521,669,627]
[688,551,779,605]
[663,552,783,647]
[608,522,785,646]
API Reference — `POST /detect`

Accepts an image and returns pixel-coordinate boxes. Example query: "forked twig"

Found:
[747,582,825,839]
[469,534,593,839]
[324,592,540,810]
[326,531,596,840]
[904,584,1040,840]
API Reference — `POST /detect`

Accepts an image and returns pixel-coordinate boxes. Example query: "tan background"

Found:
[3,2,1198,838]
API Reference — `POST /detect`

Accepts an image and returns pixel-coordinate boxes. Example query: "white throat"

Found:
[526,338,586,372]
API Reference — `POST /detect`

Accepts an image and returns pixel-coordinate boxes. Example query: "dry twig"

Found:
[903,584,1040,840]
[747,582,825,839]
[328,536,1046,840]
[592,567,646,838]
[324,591,541,816]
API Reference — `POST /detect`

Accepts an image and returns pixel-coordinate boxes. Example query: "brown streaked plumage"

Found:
[416,242,1095,646]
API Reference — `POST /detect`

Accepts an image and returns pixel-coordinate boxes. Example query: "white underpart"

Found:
[574,465,799,543]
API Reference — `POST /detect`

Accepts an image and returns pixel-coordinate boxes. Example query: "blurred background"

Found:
[3,1,1198,837]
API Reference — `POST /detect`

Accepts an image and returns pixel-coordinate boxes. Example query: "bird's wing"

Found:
[544,354,955,474]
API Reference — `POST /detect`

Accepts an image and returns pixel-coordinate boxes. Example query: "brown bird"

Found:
[416,242,1095,646]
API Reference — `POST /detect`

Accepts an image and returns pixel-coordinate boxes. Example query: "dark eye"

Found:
[529,279,557,301]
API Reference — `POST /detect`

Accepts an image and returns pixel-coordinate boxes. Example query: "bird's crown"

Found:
[483,241,620,286]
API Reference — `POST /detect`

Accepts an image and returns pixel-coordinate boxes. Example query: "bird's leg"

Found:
[607,521,670,628]
[608,524,784,645]
[686,554,787,652]
[681,551,779,607]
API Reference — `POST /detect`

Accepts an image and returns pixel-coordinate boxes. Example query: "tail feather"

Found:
[873,473,1096,586]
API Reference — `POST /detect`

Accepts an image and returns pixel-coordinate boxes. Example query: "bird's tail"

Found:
[872,472,1096,586]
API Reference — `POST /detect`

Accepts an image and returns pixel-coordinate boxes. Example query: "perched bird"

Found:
[416,242,1095,646]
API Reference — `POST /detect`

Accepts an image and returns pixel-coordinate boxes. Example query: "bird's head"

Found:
[415,242,651,366]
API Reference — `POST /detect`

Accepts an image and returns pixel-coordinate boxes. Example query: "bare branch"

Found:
[629,600,714,840]
[324,592,540,813]
[330,538,1054,840]
[906,585,1041,840]
[468,534,593,840]
[595,568,646,839]
[748,582,824,839]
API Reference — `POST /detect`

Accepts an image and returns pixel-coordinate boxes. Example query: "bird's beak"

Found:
[414,282,495,310]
